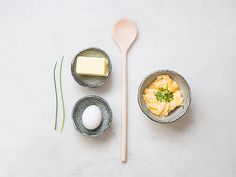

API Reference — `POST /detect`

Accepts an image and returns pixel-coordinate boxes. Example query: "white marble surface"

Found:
[1,0,236,176]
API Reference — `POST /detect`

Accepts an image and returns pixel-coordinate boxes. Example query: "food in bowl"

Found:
[76,56,109,77]
[82,105,102,130]
[142,75,184,117]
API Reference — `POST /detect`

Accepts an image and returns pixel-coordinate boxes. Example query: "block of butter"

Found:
[76,56,109,76]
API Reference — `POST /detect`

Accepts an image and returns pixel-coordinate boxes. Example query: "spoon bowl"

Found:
[113,19,138,52]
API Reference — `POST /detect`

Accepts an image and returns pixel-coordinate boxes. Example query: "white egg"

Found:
[82,105,102,130]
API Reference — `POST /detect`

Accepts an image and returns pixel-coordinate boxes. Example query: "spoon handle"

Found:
[121,51,128,162]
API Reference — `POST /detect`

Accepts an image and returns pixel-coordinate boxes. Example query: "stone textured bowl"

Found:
[138,70,191,124]
[71,48,112,88]
[72,95,112,137]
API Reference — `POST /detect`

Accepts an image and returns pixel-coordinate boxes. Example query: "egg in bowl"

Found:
[138,70,191,123]
[143,75,184,117]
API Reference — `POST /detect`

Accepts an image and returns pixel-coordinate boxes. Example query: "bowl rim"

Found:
[71,95,113,137]
[71,47,112,88]
[137,69,191,124]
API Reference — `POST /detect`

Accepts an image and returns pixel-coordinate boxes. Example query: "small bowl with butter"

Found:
[71,48,112,88]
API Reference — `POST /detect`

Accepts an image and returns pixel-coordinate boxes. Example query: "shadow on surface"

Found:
[165,107,194,132]
[75,122,115,146]
[144,105,195,138]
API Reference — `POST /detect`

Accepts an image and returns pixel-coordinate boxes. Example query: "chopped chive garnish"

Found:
[154,84,174,103]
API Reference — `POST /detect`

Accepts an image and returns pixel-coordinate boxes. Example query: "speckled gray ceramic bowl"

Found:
[138,70,191,124]
[71,48,112,88]
[72,95,112,137]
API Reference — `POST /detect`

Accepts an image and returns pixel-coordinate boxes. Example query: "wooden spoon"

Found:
[112,18,138,162]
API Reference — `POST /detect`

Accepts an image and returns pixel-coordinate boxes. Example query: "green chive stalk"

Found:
[59,56,66,133]
[53,62,58,130]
